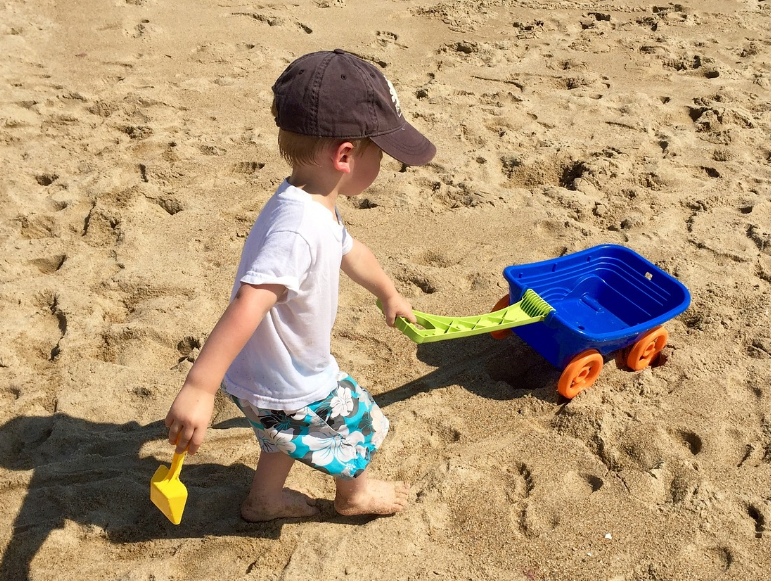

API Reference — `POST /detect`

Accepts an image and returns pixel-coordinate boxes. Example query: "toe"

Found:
[301,504,321,517]
[292,488,318,506]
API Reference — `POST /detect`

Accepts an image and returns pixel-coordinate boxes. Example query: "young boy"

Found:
[164,49,435,520]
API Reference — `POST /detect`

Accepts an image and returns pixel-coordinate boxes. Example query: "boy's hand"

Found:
[381,293,417,327]
[165,384,216,455]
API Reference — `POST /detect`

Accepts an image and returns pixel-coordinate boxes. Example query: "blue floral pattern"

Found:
[230,374,389,480]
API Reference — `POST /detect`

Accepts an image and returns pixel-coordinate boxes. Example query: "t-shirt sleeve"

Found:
[337,208,355,255]
[239,231,311,302]
[341,224,354,255]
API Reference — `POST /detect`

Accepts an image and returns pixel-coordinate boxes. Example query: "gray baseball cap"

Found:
[272,49,436,166]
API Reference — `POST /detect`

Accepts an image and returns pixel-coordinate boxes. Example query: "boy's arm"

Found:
[165,282,282,454]
[341,239,417,326]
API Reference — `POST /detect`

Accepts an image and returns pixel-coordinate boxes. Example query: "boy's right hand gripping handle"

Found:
[379,289,554,344]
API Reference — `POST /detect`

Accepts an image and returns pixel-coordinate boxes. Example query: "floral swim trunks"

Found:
[230,373,389,480]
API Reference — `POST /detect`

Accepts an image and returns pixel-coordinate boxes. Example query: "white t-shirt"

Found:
[222,180,354,411]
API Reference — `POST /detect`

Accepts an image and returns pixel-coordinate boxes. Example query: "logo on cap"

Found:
[384,76,402,118]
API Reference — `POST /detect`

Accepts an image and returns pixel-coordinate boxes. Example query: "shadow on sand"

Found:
[376,332,562,407]
[0,413,278,581]
[1,335,559,579]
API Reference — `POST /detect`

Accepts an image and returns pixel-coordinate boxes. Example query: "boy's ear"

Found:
[331,141,355,174]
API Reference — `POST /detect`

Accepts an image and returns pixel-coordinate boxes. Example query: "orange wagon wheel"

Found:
[558,350,603,399]
[626,326,668,371]
[490,294,513,340]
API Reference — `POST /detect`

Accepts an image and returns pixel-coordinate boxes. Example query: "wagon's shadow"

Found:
[0,413,279,581]
[376,333,562,407]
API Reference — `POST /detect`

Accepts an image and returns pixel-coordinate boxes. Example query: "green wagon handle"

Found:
[378,289,555,344]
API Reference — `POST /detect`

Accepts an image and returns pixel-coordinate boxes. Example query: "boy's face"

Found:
[341,143,382,197]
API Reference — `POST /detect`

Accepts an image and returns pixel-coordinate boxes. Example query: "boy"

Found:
[164,49,436,520]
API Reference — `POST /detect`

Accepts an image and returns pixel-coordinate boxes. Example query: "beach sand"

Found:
[1,0,770,579]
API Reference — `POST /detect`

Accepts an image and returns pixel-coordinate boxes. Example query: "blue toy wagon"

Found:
[387,244,691,399]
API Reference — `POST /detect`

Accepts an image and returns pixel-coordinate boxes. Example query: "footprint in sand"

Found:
[374,31,406,49]
[746,503,766,539]
[675,543,735,577]
[519,467,604,537]
[687,206,761,262]
[231,161,265,175]
[743,202,771,255]
[670,429,704,456]
[28,254,67,275]
[175,335,202,367]
[25,291,67,362]
[746,333,771,360]
[231,12,313,35]
[404,273,439,294]
[35,173,58,186]
[562,470,604,495]
[154,196,184,216]
[82,203,121,246]
[125,19,163,39]
[415,248,454,269]
[18,213,56,239]
[513,463,534,500]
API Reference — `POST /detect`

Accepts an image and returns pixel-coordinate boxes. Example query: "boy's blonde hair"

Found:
[272,99,371,167]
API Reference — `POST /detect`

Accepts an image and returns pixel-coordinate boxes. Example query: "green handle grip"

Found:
[379,289,554,344]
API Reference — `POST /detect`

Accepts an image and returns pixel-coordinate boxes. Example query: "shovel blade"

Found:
[150,464,188,525]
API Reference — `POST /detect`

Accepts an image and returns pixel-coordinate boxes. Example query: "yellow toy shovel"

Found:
[150,450,187,525]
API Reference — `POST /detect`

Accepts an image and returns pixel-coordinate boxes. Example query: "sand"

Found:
[1,0,770,579]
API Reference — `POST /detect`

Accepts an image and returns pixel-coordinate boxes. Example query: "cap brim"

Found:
[370,122,436,166]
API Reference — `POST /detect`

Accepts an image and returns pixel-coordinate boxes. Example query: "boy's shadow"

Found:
[0,413,279,581]
[0,337,558,580]
[376,333,562,407]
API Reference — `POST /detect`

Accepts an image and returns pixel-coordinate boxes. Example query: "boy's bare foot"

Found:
[334,479,410,516]
[241,488,319,522]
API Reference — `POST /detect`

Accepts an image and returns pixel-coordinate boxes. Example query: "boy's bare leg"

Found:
[334,469,409,516]
[241,451,319,521]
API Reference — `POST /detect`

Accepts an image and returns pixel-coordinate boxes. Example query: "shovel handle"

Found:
[167,451,186,481]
